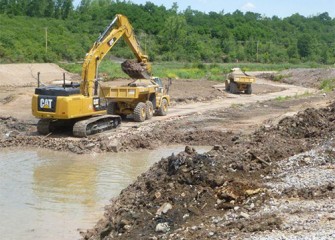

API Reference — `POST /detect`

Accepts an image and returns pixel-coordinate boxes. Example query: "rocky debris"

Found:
[0,116,33,140]
[82,101,335,240]
[0,116,30,132]
[155,222,170,233]
[240,141,335,240]
[156,203,173,216]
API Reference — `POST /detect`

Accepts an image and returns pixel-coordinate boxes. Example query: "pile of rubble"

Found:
[82,102,335,239]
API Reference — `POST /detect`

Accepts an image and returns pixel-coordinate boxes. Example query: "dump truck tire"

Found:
[230,81,239,94]
[146,101,154,119]
[120,114,127,120]
[134,102,146,122]
[245,84,252,94]
[156,98,168,116]
[225,80,230,91]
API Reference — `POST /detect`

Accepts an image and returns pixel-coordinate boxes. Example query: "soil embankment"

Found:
[82,102,335,240]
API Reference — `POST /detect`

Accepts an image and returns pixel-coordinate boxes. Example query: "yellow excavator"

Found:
[32,14,151,137]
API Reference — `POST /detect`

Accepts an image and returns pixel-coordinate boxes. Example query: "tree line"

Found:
[0,0,334,64]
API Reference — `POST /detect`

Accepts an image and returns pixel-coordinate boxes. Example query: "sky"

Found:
[74,0,335,18]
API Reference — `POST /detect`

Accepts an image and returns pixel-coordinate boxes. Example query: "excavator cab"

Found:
[153,77,163,88]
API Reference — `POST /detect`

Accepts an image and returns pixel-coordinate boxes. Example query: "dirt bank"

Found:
[81,101,335,240]
[258,68,335,89]
[0,63,75,87]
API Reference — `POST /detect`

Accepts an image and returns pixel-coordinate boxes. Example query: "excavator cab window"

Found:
[153,77,163,88]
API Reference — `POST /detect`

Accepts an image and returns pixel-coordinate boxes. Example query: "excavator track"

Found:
[37,119,52,135]
[73,115,121,138]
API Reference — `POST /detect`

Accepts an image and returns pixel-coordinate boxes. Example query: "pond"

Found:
[0,146,211,240]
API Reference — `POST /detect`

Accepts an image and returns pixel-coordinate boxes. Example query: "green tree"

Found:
[297,34,315,59]
[159,15,187,57]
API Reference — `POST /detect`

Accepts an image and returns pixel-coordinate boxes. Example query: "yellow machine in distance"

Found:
[225,67,255,94]
[32,14,151,137]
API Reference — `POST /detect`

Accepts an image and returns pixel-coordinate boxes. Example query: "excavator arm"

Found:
[81,14,151,97]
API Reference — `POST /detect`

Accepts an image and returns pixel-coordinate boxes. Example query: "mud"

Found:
[81,102,335,240]
[0,91,333,154]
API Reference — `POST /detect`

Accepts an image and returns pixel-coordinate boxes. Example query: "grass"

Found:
[275,95,291,101]
[272,74,291,81]
[59,61,129,80]
[59,60,331,82]
[319,78,335,92]
[230,103,244,108]
[275,91,312,101]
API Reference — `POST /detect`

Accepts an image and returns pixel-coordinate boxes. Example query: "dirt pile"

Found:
[81,102,335,240]
[258,68,335,89]
[121,60,151,79]
[0,63,75,87]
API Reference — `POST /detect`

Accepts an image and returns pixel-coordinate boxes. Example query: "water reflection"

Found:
[0,146,211,240]
[33,155,98,207]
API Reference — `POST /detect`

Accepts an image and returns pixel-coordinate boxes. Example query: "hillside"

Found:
[0,1,334,64]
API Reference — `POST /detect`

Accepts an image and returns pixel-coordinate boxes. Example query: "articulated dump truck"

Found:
[101,77,170,122]
[225,68,256,94]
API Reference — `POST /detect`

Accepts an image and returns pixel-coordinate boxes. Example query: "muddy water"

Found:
[0,146,211,240]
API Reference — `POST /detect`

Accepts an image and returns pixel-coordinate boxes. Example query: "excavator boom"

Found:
[81,14,151,97]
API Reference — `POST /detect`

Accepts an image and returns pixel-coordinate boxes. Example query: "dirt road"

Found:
[0,64,331,154]
[161,79,316,118]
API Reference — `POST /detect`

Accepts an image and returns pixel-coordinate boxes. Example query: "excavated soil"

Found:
[258,68,335,89]
[81,102,335,240]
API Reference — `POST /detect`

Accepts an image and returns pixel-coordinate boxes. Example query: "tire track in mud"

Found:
[116,78,317,126]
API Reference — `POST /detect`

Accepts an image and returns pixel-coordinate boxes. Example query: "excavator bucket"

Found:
[121,60,151,79]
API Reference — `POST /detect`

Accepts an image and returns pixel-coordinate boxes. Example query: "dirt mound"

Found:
[81,101,335,240]
[0,63,75,87]
[276,106,335,138]
[82,148,272,240]
[258,68,335,89]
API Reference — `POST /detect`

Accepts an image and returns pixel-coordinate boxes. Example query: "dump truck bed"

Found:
[100,85,157,100]
[233,75,256,83]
